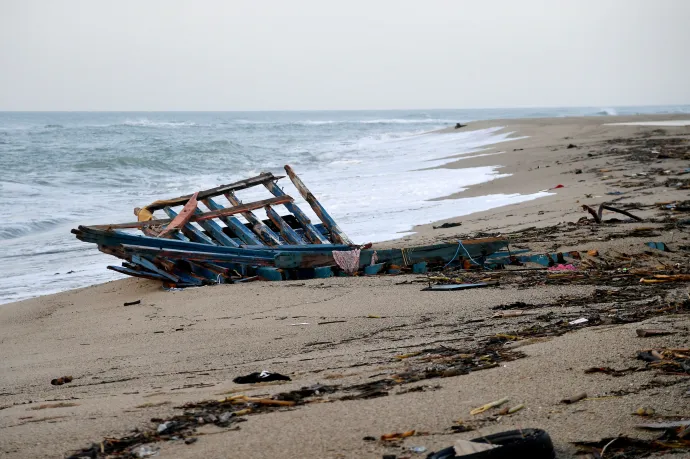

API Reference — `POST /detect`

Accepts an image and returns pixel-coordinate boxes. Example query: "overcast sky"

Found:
[1,0,689,111]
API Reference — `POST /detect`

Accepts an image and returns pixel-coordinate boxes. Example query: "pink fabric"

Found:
[548,264,577,271]
[333,249,361,274]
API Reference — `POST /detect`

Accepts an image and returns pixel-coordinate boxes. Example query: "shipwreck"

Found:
[72,165,509,287]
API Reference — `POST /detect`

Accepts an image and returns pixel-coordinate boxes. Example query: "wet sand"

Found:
[1,114,689,458]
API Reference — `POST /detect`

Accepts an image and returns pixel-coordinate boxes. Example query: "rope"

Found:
[401,247,411,266]
[442,240,491,270]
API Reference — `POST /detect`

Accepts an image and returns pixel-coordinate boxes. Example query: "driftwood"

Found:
[582,203,643,224]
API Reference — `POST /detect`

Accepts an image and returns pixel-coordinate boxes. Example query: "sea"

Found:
[1,106,689,304]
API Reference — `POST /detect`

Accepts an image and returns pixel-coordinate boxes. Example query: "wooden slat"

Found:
[159,192,199,238]
[265,205,306,245]
[264,180,329,244]
[93,196,292,231]
[192,208,239,247]
[130,254,180,282]
[163,207,217,245]
[284,165,353,245]
[144,172,283,211]
[225,192,283,246]
[203,198,264,246]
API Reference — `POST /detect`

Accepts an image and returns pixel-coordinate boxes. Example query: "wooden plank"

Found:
[264,180,329,244]
[159,192,198,238]
[192,208,240,247]
[265,205,306,245]
[108,265,169,282]
[163,207,217,245]
[284,165,353,245]
[273,239,509,269]
[225,192,283,246]
[74,226,352,260]
[121,244,275,266]
[93,196,292,231]
[144,172,283,211]
[131,254,180,282]
[203,198,264,246]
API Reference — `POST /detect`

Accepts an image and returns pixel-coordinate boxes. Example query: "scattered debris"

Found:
[582,203,643,224]
[561,392,587,404]
[567,143,578,149]
[123,300,141,306]
[584,366,644,377]
[429,429,555,459]
[574,428,690,457]
[433,222,462,229]
[232,371,291,384]
[497,403,525,415]
[634,407,656,417]
[50,376,73,386]
[636,348,690,375]
[470,396,509,415]
[422,281,498,291]
[29,402,79,410]
[636,420,690,430]
[646,241,670,252]
[381,430,415,441]
[636,328,675,337]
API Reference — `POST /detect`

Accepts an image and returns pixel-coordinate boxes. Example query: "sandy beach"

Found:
[1,115,689,458]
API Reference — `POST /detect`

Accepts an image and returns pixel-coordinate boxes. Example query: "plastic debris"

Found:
[646,241,671,252]
[133,445,158,458]
[156,422,172,434]
[470,397,509,415]
[409,446,427,453]
[123,300,141,306]
[569,318,588,325]
[233,371,291,384]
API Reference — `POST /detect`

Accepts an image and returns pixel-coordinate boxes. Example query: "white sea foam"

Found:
[237,127,550,243]
[121,119,199,127]
[596,108,618,116]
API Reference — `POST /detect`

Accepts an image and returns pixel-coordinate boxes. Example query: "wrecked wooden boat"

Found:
[72,165,509,287]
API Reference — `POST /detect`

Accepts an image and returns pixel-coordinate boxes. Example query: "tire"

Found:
[427,428,556,459]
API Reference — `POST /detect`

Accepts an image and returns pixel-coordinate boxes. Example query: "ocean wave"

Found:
[44,124,64,128]
[594,108,618,116]
[120,119,199,128]
[0,218,71,240]
[228,118,457,126]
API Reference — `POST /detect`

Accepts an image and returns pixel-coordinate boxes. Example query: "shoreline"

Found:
[2,114,690,458]
[5,113,688,306]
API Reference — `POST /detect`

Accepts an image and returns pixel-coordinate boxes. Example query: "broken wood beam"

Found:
[284,165,353,245]
[93,196,292,231]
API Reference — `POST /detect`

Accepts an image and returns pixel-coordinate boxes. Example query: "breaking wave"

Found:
[594,108,618,116]
[120,119,199,128]
[0,218,71,241]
